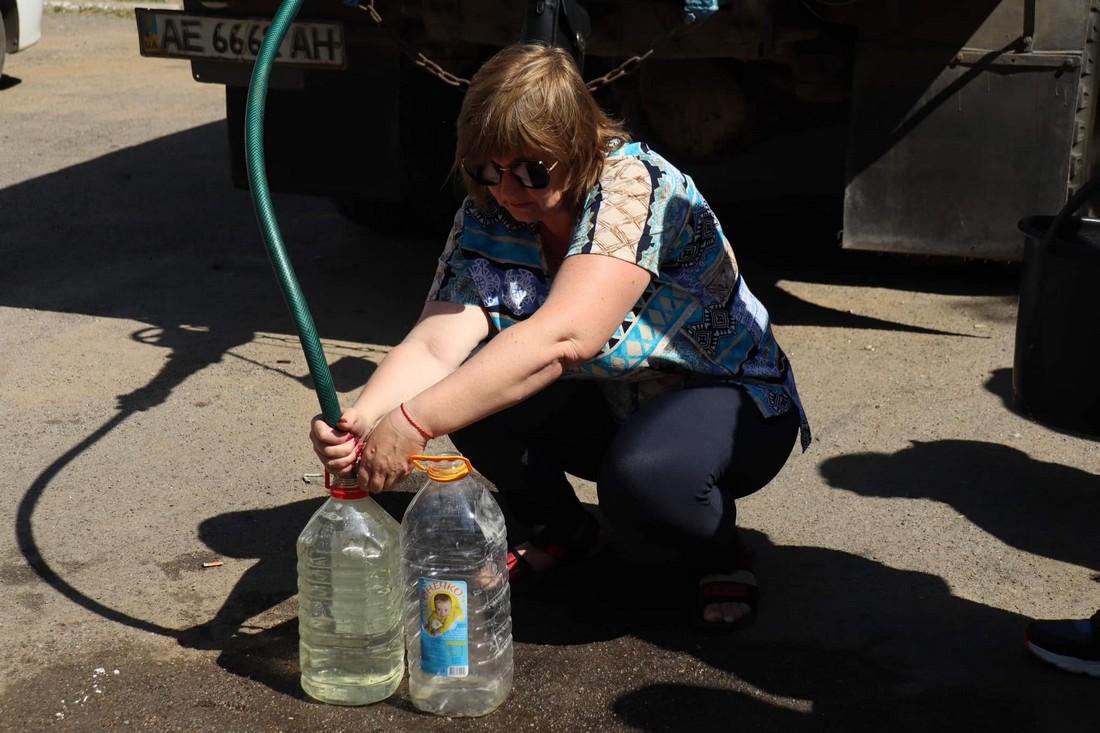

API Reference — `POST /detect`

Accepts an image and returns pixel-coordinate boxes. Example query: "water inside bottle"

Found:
[298,494,404,705]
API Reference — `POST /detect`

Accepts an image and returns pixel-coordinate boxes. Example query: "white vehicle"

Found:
[1,0,43,77]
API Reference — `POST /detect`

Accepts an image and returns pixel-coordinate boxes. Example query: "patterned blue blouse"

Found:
[427,142,810,451]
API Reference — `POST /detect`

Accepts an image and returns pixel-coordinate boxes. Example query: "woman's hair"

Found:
[455,43,632,213]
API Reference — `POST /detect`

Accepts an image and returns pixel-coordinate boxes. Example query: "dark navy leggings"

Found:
[450,380,800,568]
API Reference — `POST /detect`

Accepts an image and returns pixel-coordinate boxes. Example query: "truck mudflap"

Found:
[843,2,1100,261]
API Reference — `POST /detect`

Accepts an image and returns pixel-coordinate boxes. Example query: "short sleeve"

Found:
[426,203,483,307]
[571,157,663,277]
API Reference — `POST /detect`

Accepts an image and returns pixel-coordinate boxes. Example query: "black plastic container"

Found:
[1014,214,1100,436]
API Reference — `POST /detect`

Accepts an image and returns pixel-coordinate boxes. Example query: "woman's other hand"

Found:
[355,407,428,493]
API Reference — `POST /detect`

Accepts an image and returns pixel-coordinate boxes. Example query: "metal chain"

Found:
[356,1,693,91]
[586,15,694,91]
[585,51,655,91]
[415,53,471,88]
[357,0,382,25]
[357,0,472,86]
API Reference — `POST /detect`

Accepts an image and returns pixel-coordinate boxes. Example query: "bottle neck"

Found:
[326,472,368,500]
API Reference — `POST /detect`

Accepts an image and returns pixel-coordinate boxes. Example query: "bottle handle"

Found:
[410,455,473,481]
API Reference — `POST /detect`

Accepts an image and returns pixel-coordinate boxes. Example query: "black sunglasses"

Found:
[462,159,559,189]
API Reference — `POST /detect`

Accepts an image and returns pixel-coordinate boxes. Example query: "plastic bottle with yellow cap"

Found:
[401,455,513,716]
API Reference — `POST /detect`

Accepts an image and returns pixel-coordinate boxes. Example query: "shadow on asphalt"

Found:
[169,509,1094,730]
[8,121,1092,729]
[820,440,1100,575]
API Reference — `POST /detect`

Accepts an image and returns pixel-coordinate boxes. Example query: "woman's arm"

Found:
[309,299,490,477]
[350,300,492,427]
[413,253,652,429]
[354,253,651,492]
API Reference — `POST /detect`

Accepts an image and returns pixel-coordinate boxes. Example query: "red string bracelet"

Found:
[400,403,434,441]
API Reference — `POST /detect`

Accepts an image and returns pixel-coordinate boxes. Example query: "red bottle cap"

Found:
[325,471,368,500]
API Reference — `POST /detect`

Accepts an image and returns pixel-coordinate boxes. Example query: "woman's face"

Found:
[480,154,569,224]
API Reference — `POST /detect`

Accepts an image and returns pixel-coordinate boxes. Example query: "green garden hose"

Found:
[244,0,342,427]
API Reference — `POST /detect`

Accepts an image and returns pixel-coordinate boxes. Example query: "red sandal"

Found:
[696,569,758,634]
[693,546,758,634]
[507,512,604,584]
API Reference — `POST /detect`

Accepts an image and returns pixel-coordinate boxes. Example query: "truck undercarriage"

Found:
[137,0,1100,260]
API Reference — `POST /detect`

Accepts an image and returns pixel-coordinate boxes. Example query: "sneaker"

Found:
[1024,609,1100,677]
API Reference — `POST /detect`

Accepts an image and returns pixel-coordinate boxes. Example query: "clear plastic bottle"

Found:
[401,456,513,717]
[296,474,404,705]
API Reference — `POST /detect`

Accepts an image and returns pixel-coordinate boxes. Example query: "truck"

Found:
[135,0,1100,261]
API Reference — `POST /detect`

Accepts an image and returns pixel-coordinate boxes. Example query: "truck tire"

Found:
[331,196,458,238]
[332,58,463,237]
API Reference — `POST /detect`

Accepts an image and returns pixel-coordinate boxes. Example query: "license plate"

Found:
[135,8,346,69]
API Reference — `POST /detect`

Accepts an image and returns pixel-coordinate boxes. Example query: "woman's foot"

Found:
[507,541,562,577]
[693,547,758,634]
[507,511,605,583]
[697,571,757,632]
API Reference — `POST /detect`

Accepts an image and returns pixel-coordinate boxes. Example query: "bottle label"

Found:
[418,578,469,677]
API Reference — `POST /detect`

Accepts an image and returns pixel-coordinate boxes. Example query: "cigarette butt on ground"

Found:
[202,561,224,568]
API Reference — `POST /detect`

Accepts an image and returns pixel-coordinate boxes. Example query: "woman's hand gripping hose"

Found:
[310,405,428,493]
